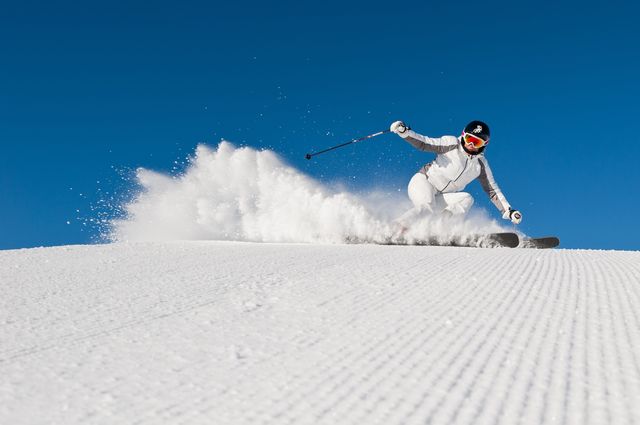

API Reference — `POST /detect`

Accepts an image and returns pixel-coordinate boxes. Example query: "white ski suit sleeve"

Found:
[398,129,459,154]
[477,157,511,214]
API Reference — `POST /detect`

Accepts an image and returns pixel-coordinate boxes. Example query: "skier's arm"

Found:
[390,121,458,153]
[477,157,512,214]
[402,131,459,154]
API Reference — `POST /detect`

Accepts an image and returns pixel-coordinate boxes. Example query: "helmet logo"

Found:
[473,125,483,134]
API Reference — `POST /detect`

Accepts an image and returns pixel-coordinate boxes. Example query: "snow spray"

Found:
[108,142,504,244]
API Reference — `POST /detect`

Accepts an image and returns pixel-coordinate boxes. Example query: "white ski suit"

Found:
[398,128,512,218]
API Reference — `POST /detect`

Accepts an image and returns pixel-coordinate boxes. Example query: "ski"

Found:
[349,233,559,249]
[520,236,560,249]
[372,232,520,248]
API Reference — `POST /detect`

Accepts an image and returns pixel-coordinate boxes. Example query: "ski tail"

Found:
[520,236,560,249]
[481,232,520,248]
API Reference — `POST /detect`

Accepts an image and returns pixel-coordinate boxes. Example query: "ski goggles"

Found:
[462,132,489,148]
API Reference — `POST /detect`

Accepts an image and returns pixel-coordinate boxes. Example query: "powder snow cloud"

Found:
[109,142,505,244]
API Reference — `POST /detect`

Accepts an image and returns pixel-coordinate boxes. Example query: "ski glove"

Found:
[390,120,409,134]
[503,208,523,224]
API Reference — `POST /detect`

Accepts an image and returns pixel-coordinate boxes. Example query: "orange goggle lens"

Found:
[463,133,488,148]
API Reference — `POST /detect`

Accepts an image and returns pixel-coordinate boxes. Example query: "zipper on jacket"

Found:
[439,157,469,193]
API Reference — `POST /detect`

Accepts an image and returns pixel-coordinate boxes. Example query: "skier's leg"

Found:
[441,192,474,215]
[397,173,438,226]
[407,173,437,211]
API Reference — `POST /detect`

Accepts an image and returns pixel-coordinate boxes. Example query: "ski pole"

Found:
[305,129,391,160]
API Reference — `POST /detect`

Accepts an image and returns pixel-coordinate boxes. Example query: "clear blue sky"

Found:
[1,0,638,250]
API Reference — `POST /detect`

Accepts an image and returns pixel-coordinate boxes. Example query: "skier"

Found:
[390,120,522,226]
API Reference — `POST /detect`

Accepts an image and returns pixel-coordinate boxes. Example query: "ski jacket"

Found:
[400,129,511,214]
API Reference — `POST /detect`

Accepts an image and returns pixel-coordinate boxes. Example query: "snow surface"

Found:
[2,241,639,425]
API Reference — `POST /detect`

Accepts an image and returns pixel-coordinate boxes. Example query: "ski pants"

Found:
[405,172,474,216]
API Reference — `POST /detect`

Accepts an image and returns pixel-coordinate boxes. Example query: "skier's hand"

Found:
[390,120,409,135]
[503,208,523,224]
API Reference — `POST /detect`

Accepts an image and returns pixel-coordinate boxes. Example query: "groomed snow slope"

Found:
[1,242,639,425]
